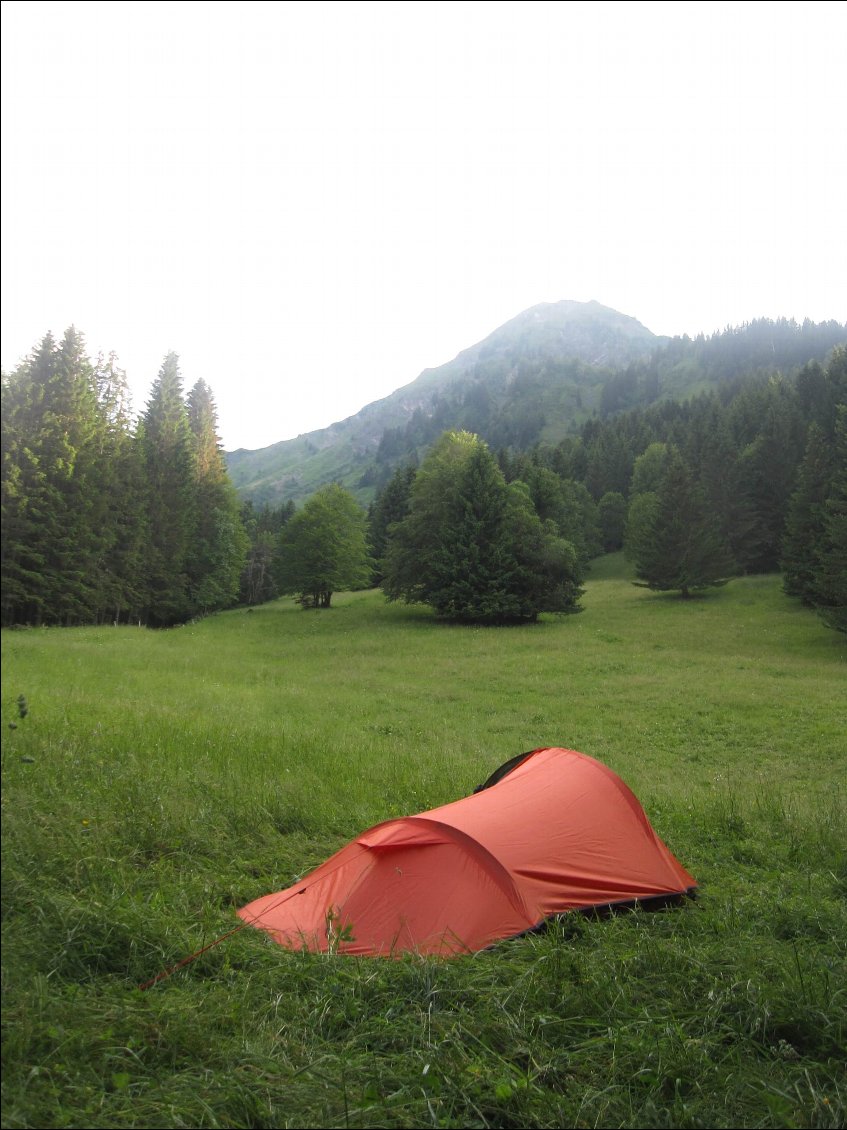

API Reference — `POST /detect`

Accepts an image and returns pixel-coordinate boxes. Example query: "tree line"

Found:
[2,329,247,627]
[367,347,844,624]
[239,344,845,630]
[3,329,844,631]
[366,318,847,494]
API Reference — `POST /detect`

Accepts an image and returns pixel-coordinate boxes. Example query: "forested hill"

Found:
[3,311,845,631]
[225,300,658,506]
[225,303,847,507]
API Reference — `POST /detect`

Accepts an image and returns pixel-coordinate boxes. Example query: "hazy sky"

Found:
[2,1,845,451]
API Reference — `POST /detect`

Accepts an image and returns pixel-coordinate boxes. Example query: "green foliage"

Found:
[228,311,846,511]
[624,490,660,562]
[633,448,736,597]
[813,403,847,633]
[238,500,294,605]
[731,377,807,572]
[781,423,836,604]
[140,353,197,625]
[186,380,249,614]
[1,333,248,628]
[630,442,671,496]
[1,329,112,625]
[505,481,585,617]
[2,565,844,1129]
[597,490,627,552]
[367,462,416,586]
[499,457,600,566]
[693,406,762,574]
[780,351,847,633]
[383,431,583,623]
[276,483,371,608]
[91,353,149,622]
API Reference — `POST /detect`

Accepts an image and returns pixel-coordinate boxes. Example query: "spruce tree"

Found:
[1,338,57,624]
[557,480,601,566]
[630,442,670,496]
[634,448,735,597]
[0,329,104,624]
[814,405,847,633]
[597,491,627,552]
[503,481,584,619]
[697,409,761,574]
[383,431,583,622]
[140,353,196,626]
[186,379,248,614]
[426,442,515,622]
[367,463,416,586]
[781,423,835,604]
[92,352,148,623]
[624,491,660,563]
[382,431,478,611]
[239,500,295,605]
[584,428,634,499]
[731,379,805,572]
[49,328,105,622]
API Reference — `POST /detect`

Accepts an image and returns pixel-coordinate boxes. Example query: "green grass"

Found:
[2,555,845,1128]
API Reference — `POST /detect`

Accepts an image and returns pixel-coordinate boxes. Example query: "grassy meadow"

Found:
[1,555,845,1129]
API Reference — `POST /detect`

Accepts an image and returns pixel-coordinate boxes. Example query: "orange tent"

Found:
[238,747,696,957]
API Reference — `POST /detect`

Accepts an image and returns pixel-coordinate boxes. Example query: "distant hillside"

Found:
[226,301,657,506]
[226,302,846,507]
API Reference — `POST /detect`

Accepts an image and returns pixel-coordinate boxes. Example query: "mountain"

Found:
[226,301,847,508]
[226,300,659,507]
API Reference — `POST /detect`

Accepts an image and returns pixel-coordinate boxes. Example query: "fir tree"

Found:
[781,423,835,604]
[1,339,56,624]
[696,408,761,574]
[634,448,735,597]
[731,378,806,572]
[186,379,248,614]
[383,431,583,623]
[0,329,104,624]
[597,491,627,552]
[556,480,602,566]
[92,352,148,623]
[49,327,107,623]
[140,353,196,626]
[425,442,516,622]
[814,404,847,633]
[367,463,416,586]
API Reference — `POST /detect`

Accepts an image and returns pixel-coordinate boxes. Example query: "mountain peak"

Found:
[464,299,657,371]
[227,299,658,505]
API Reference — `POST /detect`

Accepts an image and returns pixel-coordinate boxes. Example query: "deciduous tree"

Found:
[276,484,371,608]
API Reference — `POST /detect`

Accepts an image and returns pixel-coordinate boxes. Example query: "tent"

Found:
[238,747,696,957]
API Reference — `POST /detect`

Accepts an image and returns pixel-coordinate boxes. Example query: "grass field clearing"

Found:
[2,556,844,1128]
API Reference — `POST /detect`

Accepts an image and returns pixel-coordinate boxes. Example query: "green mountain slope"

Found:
[226,301,658,506]
[226,302,846,508]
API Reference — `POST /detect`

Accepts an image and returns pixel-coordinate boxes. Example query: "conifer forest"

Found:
[2,321,845,632]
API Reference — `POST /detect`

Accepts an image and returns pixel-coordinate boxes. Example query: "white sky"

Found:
[2,1,845,451]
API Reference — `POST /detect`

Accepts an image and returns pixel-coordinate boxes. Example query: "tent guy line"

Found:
[139,853,360,990]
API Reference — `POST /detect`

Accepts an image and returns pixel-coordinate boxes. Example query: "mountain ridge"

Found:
[226,300,659,505]
[226,301,846,508]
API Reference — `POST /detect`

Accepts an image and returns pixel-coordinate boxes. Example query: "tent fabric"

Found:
[238,747,696,957]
